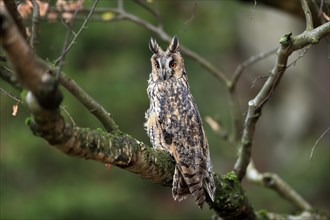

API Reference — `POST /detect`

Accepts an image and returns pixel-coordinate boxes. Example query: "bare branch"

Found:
[287,45,311,68]
[0,87,21,102]
[56,70,118,132]
[309,127,330,160]
[60,105,77,127]
[54,0,99,65]
[300,0,313,31]
[246,162,312,210]
[256,211,328,220]
[99,7,230,86]
[0,65,21,90]
[55,0,83,75]
[0,7,259,219]
[30,0,40,49]
[230,47,278,91]
[3,0,27,39]
[234,21,330,181]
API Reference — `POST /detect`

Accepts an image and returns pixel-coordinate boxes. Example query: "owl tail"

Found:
[203,170,216,202]
[172,165,189,201]
[172,164,209,209]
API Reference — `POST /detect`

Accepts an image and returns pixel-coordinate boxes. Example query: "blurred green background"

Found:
[1,1,329,219]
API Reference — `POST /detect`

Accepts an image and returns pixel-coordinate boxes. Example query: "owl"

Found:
[145,36,216,208]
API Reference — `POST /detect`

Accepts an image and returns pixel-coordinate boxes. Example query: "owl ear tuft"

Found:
[149,37,159,54]
[168,36,179,53]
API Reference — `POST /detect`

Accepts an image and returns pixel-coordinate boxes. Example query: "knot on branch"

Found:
[279,32,293,46]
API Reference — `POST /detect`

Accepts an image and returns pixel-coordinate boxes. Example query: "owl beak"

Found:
[159,69,168,80]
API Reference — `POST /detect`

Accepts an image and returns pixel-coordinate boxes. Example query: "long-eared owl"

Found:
[145,36,216,208]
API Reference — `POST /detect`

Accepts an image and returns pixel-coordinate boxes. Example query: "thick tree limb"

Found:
[1,3,329,220]
[3,0,27,39]
[0,7,256,220]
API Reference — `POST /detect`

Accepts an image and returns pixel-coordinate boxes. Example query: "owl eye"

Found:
[155,62,160,69]
[170,61,177,68]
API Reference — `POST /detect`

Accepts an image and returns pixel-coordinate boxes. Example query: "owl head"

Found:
[149,36,186,82]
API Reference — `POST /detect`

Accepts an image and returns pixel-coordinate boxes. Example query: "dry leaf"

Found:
[17,0,33,19]
[37,0,49,17]
[323,12,330,21]
[12,104,18,116]
[62,12,73,23]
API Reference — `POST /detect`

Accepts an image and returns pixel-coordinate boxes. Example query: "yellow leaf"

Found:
[102,12,114,21]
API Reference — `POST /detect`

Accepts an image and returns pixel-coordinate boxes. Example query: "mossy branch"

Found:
[0,7,255,219]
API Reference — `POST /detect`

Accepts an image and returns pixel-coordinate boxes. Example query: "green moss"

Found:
[310,37,319,44]
[24,117,32,125]
[111,128,124,136]
[20,90,28,104]
[224,171,238,181]
[279,32,292,46]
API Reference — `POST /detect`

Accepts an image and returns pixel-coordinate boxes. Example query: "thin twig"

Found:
[0,87,21,102]
[60,105,77,127]
[39,5,230,86]
[54,0,99,66]
[300,0,313,31]
[230,47,278,91]
[309,127,330,160]
[56,69,118,132]
[132,0,161,24]
[180,2,197,33]
[0,66,22,90]
[246,161,312,210]
[233,17,330,181]
[55,0,82,80]
[102,7,230,86]
[286,45,311,68]
[30,0,40,49]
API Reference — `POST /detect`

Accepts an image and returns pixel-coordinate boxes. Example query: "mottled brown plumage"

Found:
[145,36,216,208]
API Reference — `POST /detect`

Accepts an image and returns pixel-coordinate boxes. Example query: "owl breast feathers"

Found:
[145,36,216,208]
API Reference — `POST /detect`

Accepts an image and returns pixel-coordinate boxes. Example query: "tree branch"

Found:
[3,0,27,39]
[246,161,312,210]
[30,0,40,49]
[0,65,21,90]
[56,69,119,132]
[1,2,329,219]
[48,5,230,86]
[234,20,330,181]
[54,0,98,66]
[0,7,256,219]
[300,0,314,31]
[230,47,278,92]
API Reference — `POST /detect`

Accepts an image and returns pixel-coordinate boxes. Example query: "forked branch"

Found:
[0,7,255,220]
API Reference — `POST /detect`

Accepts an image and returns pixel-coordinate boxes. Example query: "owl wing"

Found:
[163,104,215,208]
